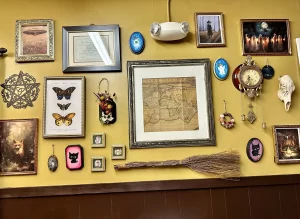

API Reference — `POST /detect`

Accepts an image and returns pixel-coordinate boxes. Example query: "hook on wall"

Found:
[0,47,7,57]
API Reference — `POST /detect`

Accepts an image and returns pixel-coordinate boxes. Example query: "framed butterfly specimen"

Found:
[65,145,84,170]
[43,76,85,138]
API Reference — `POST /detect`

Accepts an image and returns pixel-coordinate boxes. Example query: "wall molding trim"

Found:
[1,174,300,199]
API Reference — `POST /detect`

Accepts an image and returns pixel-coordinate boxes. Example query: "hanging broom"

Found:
[114,150,241,179]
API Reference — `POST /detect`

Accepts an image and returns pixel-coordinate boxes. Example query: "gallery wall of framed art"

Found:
[1,0,300,189]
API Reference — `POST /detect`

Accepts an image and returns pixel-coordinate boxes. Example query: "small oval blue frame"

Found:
[129,32,145,55]
[213,58,229,80]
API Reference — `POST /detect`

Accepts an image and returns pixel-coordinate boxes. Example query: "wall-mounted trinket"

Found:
[262,58,274,79]
[48,144,58,172]
[94,78,116,124]
[219,100,235,129]
[129,32,145,55]
[213,58,229,80]
[277,75,295,111]
[1,71,40,109]
[246,138,263,162]
[65,145,84,170]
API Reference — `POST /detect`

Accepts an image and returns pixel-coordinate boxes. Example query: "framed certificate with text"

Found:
[62,24,121,73]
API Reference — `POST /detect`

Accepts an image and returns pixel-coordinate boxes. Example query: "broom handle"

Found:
[114,160,181,170]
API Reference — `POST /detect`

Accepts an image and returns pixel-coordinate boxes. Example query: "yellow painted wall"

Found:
[1,0,300,188]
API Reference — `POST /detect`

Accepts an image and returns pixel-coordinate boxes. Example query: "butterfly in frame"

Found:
[57,103,71,111]
[52,87,76,100]
[52,113,76,126]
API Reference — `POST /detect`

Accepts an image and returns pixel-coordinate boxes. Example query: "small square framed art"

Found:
[273,125,300,164]
[43,76,85,138]
[15,19,54,62]
[62,24,121,73]
[91,157,106,172]
[91,133,105,148]
[111,145,126,160]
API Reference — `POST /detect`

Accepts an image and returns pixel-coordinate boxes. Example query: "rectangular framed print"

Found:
[65,145,84,170]
[43,76,85,138]
[241,19,291,56]
[127,59,216,149]
[62,24,121,73]
[194,12,226,47]
[273,125,300,164]
[91,157,106,172]
[0,118,38,176]
[15,19,54,62]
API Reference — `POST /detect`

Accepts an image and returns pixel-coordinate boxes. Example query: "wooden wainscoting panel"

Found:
[143,191,166,219]
[248,185,281,219]
[211,188,227,219]
[111,193,131,219]
[278,185,299,219]
[165,190,181,219]
[127,192,146,219]
[225,187,251,219]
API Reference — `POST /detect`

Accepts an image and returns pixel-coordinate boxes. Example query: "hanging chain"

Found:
[223,100,227,113]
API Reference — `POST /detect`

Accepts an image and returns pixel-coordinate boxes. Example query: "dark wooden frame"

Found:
[0,118,38,176]
[241,19,291,56]
[273,125,300,164]
[127,59,216,149]
[62,24,121,73]
[194,12,226,48]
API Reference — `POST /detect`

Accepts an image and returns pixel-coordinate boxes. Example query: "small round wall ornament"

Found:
[48,144,58,172]
[246,138,263,162]
[129,32,145,55]
[262,58,274,79]
[219,100,235,129]
[213,58,229,80]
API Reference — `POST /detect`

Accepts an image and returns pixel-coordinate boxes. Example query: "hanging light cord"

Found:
[167,0,170,22]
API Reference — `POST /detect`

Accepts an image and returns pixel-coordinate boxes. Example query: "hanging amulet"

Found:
[219,113,235,129]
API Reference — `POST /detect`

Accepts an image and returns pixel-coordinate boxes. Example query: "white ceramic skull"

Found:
[277,75,295,111]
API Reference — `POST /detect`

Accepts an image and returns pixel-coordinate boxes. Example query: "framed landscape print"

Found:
[43,76,85,138]
[194,12,226,47]
[62,24,121,73]
[273,125,300,164]
[127,59,216,149]
[241,19,291,56]
[0,119,38,176]
[15,19,54,62]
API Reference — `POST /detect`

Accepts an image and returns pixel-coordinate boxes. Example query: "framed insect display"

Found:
[65,145,84,170]
[42,76,85,138]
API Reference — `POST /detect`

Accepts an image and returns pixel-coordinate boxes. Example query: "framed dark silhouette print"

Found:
[195,12,226,47]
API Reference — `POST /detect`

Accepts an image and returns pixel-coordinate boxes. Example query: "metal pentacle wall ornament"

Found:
[48,144,58,172]
[93,78,117,124]
[0,71,40,109]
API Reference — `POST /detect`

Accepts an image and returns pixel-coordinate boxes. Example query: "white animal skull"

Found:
[277,75,295,111]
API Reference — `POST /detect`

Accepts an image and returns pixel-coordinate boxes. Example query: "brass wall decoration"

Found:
[1,71,40,109]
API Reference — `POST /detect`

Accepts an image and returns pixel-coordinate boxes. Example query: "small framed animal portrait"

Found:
[0,119,38,176]
[42,76,85,138]
[111,145,126,160]
[91,157,106,172]
[273,125,300,164]
[91,133,105,148]
[65,145,84,170]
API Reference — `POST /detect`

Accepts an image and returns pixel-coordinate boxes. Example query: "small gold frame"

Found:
[111,145,126,160]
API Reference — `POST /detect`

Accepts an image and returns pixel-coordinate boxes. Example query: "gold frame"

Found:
[273,125,300,164]
[91,133,106,148]
[15,19,54,62]
[42,76,85,138]
[194,12,226,48]
[91,157,106,172]
[111,145,126,160]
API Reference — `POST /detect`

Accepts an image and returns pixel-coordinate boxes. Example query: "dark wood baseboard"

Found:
[1,173,300,199]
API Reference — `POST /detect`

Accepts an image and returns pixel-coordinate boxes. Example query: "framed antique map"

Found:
[127,59,216,149]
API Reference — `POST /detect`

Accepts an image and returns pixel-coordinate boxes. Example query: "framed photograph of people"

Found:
[273,125,300,164]
[0,119,38,176]
[194,12,226,47]
[91,157,106,172]
[42,76,85,138]
[62,24,121,73]
[241,19,291,56]
[91,133,105,148]
[127,59,216,149]
[15,19,54,62]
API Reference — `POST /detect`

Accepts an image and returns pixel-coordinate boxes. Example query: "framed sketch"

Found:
[62,24,121,73]
[15,19,54,62]
[273,125,300,164]
[111,145,126,160]
[91,157,106,172]
[127,59,216,149]
[0,119,38,176]
[194,12,225,47]
[91,133,105,148]
[43,76,85,138]
[241,19,291,56]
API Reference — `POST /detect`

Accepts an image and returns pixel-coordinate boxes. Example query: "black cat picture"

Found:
[65,145,84,170]
[251,143,260,157]
[246,138,264,162]
[69,152,78,163]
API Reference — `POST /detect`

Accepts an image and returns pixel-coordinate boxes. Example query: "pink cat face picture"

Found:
[65,145,84,170]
